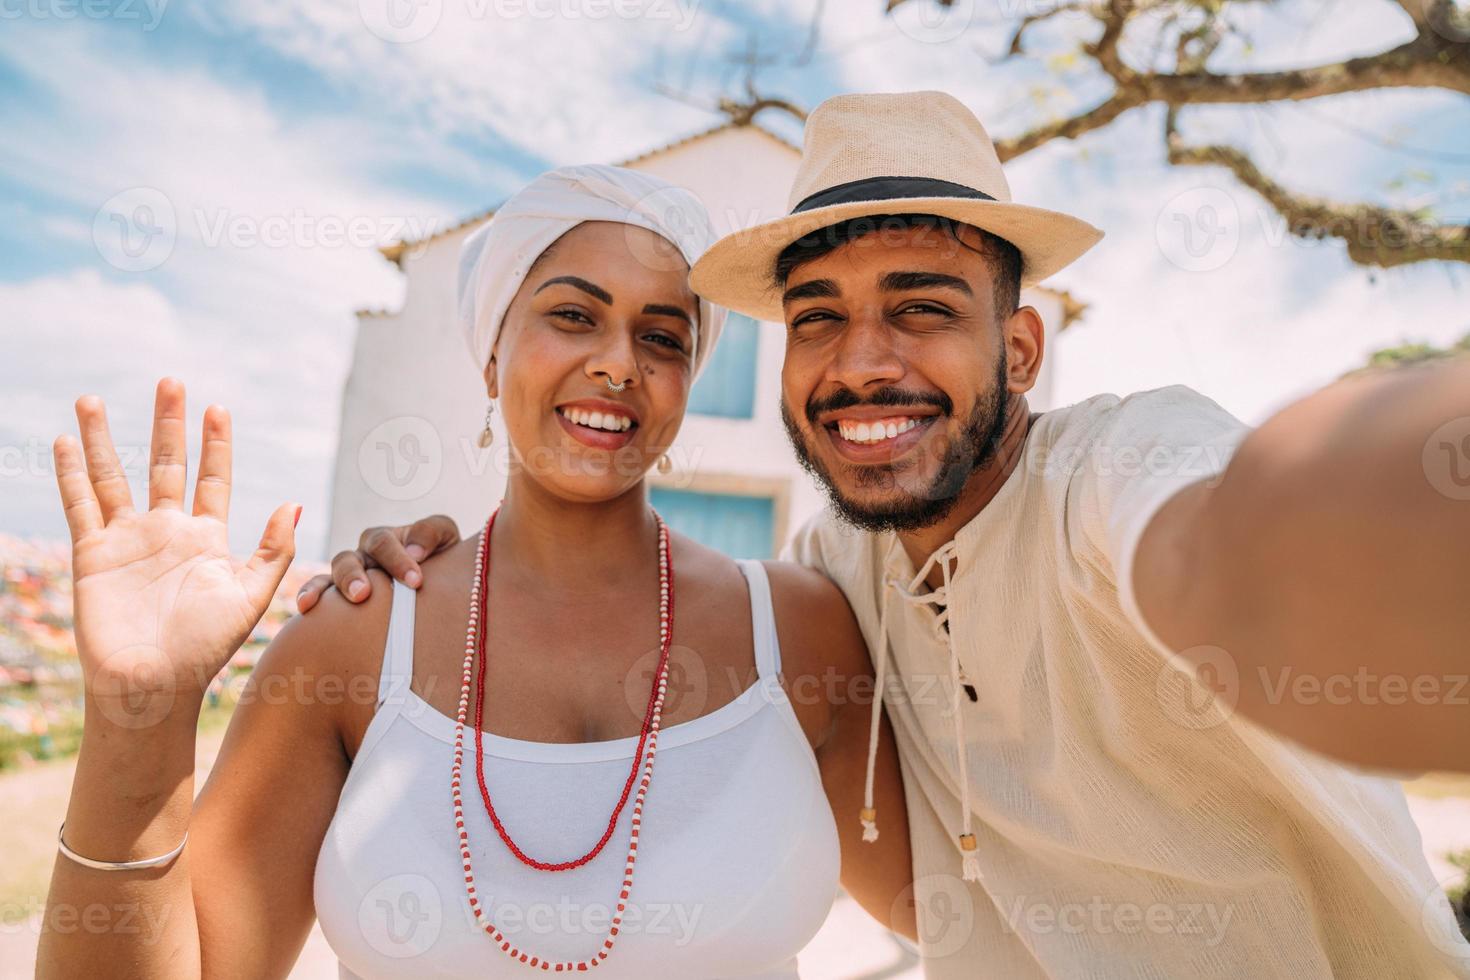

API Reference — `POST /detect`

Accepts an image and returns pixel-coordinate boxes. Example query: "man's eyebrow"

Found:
[642,303,693,324]
[534,276,612,305]
[879,271,973,296]
[782,278,840,305]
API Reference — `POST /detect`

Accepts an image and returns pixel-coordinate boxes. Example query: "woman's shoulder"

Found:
[263,568,397,684]
[761,559,873,681]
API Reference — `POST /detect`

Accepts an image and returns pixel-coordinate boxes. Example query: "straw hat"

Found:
[689,91,1104,322]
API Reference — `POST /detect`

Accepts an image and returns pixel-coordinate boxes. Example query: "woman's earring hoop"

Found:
[657,454,673,475]
[477,402,495,448]
[606,377,627,393]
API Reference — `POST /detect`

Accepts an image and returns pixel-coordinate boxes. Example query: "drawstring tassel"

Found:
[859,578,894,848]
[959,833,981,882]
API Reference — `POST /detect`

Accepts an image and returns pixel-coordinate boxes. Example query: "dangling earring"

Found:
[477,402,495,448]
[657,454,672,475]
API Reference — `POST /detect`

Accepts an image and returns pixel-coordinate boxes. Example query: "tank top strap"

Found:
[735,559,782,679]
[376,580,418,709]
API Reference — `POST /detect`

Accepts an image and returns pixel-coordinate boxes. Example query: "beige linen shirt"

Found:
[787,386,1470,979]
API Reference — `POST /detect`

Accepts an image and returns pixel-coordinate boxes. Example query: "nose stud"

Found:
[606,377,627,393]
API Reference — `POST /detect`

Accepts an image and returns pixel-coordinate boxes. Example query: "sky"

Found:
[1,0,1467,560]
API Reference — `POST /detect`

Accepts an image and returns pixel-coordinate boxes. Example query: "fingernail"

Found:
[293,505,303,529]
[405,568,422,588]
[347,580,367,601]
[406,544,427,561]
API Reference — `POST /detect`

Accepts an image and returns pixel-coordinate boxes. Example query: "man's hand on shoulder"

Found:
[296,514,463,613]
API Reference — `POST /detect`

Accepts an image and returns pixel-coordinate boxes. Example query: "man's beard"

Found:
[781,354,1011,533]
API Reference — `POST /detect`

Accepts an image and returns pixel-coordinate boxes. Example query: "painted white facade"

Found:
[328,121,1067,555]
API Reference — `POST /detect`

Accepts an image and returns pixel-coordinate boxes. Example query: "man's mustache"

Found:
[805,387,954,426]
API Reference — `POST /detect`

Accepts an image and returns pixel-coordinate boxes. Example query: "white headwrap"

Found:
[457,164,727,380]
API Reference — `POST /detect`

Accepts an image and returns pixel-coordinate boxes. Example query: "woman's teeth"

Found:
[560,407,634,432]
[836,417,922,445]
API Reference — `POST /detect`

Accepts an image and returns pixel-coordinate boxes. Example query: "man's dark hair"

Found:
[772,213,1023,320]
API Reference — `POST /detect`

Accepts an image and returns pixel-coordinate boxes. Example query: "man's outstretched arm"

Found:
[1134,357,1470,773]
[296,514,463,612]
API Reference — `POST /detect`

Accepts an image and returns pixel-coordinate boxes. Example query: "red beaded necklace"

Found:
[451,508,675,971]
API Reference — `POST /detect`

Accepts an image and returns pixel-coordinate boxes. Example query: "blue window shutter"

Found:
[687,313,759,419]
[649,488,775,559]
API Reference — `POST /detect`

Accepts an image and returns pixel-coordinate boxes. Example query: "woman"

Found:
[38,165,911,978]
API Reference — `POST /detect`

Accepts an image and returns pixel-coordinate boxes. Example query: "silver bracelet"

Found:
[57,822,188,871]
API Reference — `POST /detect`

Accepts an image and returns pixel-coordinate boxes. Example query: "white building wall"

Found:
[328,124,1067,554]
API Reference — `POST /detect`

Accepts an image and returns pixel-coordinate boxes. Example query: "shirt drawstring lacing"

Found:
[859,538,983,883]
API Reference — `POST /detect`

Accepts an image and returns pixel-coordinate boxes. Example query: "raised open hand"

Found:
[54,378,299,722]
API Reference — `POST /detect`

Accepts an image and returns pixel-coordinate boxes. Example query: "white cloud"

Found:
[203,0,738,165]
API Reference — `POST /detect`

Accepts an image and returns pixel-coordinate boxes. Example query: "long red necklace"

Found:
[451,509,675,971]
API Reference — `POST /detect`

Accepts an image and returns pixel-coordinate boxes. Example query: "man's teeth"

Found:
[836,417,922,444]
[561,407,633,432]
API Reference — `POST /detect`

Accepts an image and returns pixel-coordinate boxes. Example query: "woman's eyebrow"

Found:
[642,303,693,324]
[534,275,612,304]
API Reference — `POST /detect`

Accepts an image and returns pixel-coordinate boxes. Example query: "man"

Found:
[301,92,1470,976]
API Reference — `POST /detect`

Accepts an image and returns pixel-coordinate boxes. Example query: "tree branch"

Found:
[994,92,1141,161]
[1165,118,1470,268]
[718,95,809,125]
[888,0,1470,269]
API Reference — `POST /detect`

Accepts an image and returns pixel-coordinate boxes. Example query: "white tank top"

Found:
[314,560,841,978]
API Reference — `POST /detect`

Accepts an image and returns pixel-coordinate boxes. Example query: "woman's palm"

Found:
[55,380,298,705]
